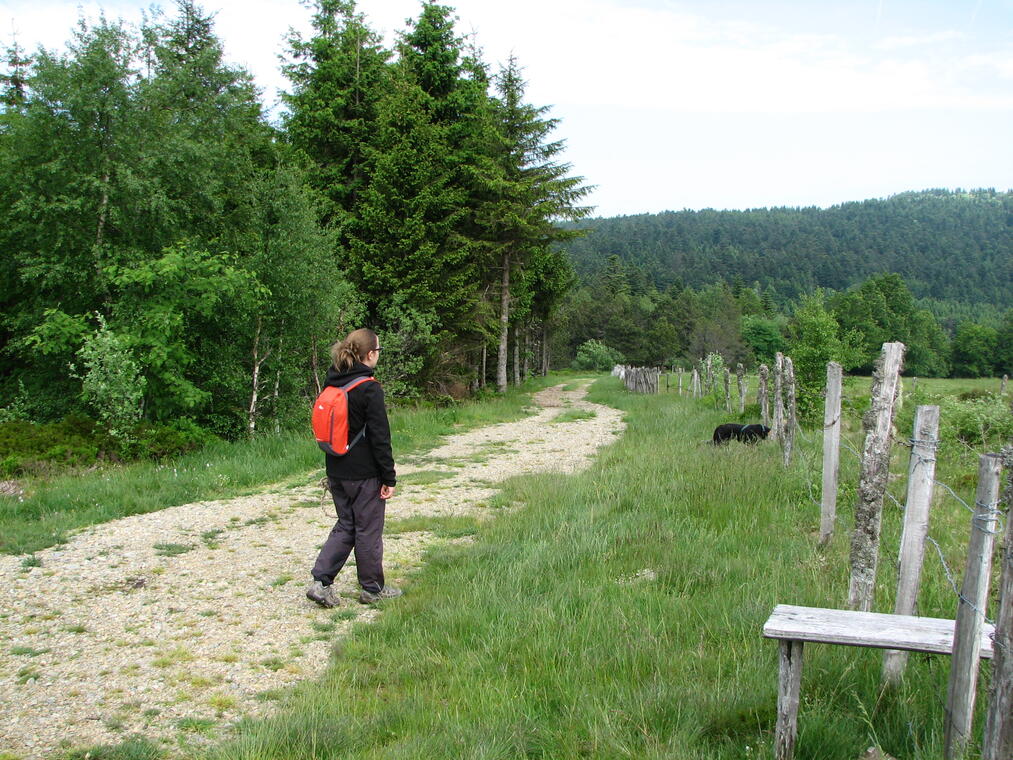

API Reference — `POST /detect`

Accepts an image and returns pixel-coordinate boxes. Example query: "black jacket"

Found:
[323,363,396,486]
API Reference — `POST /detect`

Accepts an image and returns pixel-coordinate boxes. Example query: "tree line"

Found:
[0,0,589,444]
[561,189,1012,314]
[553,262,1013,402]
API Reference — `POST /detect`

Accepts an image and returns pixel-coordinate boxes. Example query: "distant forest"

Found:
[550,190,1013,386]
[561,189,1012,315]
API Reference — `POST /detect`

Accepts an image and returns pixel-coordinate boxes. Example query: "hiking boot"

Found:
[306,580,342,608]
[359,585,403,604]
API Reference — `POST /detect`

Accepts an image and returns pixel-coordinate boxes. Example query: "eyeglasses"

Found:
[372,347,382,353]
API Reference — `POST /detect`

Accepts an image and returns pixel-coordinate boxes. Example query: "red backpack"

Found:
[312,377,376,456]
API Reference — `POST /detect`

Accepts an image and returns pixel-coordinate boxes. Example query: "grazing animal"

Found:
[712,423,771,444]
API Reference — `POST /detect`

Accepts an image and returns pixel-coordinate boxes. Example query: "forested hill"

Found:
[560,189,1012,308]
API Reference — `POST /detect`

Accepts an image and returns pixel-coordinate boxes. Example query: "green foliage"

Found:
[572,339,624,371]
[122,419,219,460]
[994,309,1013,376]
[561,189,1013,308]
[0,415,106,473]
[0,414,217,476]
[740,315,786,366]
[787,291,861,420]
[71,315,145,442]
[0,380,31,423]
[373,298,439,401]
[831,273,949,376]
[949,321,998,377]
[937,394,1013,448]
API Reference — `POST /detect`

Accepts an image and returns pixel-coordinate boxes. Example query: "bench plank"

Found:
[763,604,994,659]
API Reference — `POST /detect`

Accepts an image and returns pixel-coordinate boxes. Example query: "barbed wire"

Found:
[787,421,1008,645]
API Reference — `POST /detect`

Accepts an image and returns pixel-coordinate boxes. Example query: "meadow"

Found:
[9,372,1011,760]
[198,374,1006,760]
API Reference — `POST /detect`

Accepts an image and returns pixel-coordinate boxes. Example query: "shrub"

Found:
[939,394,1013,448]
[124,419,219,460]
[71,315,146,442]
[572,340,624,371]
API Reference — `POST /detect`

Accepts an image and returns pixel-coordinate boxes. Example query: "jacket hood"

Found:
[325,362,375,387]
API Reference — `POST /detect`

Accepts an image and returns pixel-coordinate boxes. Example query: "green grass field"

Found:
[10,372,1008,759]
[184,375,1002,760]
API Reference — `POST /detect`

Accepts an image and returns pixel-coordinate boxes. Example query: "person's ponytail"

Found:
[330,328,379,371]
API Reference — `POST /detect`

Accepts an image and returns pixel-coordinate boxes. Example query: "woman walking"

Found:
[306,328,401,606]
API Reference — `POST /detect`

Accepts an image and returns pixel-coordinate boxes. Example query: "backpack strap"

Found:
[341,376,377,452]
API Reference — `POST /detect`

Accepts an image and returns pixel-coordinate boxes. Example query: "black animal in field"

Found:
[712,423,771,444]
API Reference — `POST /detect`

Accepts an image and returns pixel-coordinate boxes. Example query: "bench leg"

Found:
[775,639,804,760]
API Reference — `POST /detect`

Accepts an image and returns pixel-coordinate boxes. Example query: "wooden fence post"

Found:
[783,356,797,467]
[819,362,843,545]
[692,368,700,398]
[848,341,906,612]
[882,405,940,685]
[944,452,1003,759]
[982,446,1013,760]
[1001,374,1008,395]
[724,368,732,412]
[759,364,770,427]
[678,368,684,396]
[773,352,785,442]
[737,363,746,414]
[775,640,805,760]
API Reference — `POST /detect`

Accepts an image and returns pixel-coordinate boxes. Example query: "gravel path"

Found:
[0,381,624,758]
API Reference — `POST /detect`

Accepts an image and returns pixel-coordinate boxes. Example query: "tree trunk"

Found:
[481,344,487,388]
[247,317,271,437]
[513,328,521,386]
[522,328,530,379]
[541,323,550,375]
[497,252,510,393]
[311,336,322,395]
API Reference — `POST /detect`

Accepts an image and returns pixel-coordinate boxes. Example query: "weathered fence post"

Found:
[775,639,804,760]
[882,405,940,685]
[773,352,785,442]
[678,368,683,396]
[759,364,770,427]
[819,362,843,545]
[1001,374,1008,395]
[982,446,1013,760]
[692,368,701,398]
[944,453,1003,759]
[848,341,906,612]
[737,363,746,414]
[724,368,732,412]
[704,356,713,395]
[782,356,797,467]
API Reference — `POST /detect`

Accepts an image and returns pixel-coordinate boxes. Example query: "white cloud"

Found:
[3,0,1010,214]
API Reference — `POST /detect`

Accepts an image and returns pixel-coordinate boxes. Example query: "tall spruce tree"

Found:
[282,0,389,228]
[485,56,590,392]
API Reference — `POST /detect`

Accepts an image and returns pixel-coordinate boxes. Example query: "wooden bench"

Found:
[763,604,995,760]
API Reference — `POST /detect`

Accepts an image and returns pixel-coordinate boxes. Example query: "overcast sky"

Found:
[5,0,1013,217]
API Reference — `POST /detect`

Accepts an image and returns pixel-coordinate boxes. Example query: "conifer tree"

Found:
[484,55,590,392]
[282,0,389,227]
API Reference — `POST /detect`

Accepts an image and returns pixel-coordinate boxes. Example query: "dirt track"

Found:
[0,381,624,758]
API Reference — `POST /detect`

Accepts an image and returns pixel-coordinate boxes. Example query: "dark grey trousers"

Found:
[311,477,385,594]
